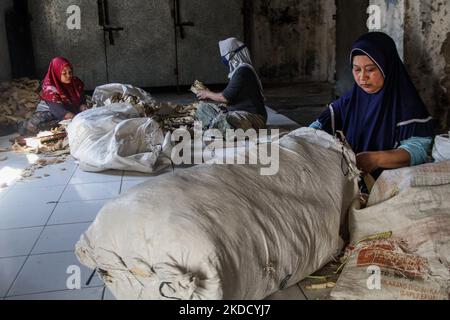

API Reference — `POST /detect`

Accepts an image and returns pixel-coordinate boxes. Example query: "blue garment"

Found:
[399,136,433,166]
[311,32,434,174]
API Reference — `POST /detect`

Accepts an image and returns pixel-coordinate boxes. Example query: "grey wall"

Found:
[248,0,336,84]
[370,0,405,58]
[370,0,450,131]
[404,0,450,132]
[335,0,369,96]
[0,0,13,81]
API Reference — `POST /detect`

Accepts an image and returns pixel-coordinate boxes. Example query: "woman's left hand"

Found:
[356,152,380,174]
[80,104,88,112]
[196,89,211,100]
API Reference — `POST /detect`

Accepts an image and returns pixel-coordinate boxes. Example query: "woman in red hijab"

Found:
[18,57,88,136]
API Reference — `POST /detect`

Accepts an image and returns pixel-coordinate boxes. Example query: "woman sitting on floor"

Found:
[310,32,434,180]
[195,37,267,135]
[18,57,88,137]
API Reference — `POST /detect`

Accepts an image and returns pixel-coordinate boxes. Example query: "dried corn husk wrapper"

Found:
[93,84,199,134]
[0,78,41,126]
[190,80,207,94]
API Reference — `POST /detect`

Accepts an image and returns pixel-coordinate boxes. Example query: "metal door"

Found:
[29,0,108,90]
[175,0,244,86]
[29,0,244,90]
[101,0,176,87]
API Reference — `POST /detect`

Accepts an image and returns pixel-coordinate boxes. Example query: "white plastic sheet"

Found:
[432,133,450,162]
[67,103,171,173]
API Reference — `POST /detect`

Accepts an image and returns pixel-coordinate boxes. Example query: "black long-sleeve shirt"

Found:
[222,67,267,120]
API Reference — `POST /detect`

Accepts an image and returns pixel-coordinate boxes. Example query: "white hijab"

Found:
[219,37,265,99]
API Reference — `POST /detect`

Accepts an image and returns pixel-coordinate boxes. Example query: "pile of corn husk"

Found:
[101,91,199,134]
[0,78,41,126]
[104,93,159,116]
[155,102,199,133]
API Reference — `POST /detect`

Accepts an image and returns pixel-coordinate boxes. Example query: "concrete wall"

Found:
[0,0,13,81]
[404,0,450,132]
[369,0,450,131]
[369,0,405,58]
[249,0,336,83]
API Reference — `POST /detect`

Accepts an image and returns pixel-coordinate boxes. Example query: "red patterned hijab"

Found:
[41,57,84,106]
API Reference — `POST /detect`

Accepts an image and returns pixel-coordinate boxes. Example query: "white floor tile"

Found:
[8,251,103,296]
[0,135,14,149]
[13,161,77,189]
[0,185,65,207]
[0,188,11,201]
[120,180,148,194]
[0,152,45,189]
[69,168,122,185]
[48,200,107,225]
[0,256,27,297]
[31,223,92,255]
[103,287,116,300]
[6,286,104,300]
[60,182,121,202]
[0,227,43,258]
[122,170,162,181]
[0,203,56,229]
[265,284,307,300]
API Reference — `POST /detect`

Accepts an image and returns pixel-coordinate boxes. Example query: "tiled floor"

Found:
[0,86,333,300]
[0,142,141,299]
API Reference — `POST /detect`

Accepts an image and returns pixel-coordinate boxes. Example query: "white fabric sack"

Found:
[75,128,359,300]
[331,161,450,300]
[432,133,450,162]
[67,103,171,173]
[92,83,155,108]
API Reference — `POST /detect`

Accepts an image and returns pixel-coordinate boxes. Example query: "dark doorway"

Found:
[335,0,369,97]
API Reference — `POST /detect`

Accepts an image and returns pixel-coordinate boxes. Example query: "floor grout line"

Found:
[0,225,46,231]
[4,162,79,298]
[119,170,125,194]
[0,220,94,232]
[297,283,309,300]
[5,285,105,299]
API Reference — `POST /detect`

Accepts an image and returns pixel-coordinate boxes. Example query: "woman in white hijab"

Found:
[195,37,267,134]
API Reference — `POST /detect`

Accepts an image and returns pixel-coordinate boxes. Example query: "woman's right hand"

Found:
[196,89,211,100]
[64,112,75,120]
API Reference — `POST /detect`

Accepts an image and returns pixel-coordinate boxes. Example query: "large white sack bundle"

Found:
[75,128,360,300]
[432,133,450,162]
[67,103,171,173]
[331,161,450,300]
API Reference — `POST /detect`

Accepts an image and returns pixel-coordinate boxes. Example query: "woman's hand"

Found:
[356,149,412,174]
[64,112,75,120]
[196,90,229,104]
[196,89,212,101]
[80,104,88,112]
[356,152,380,174]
